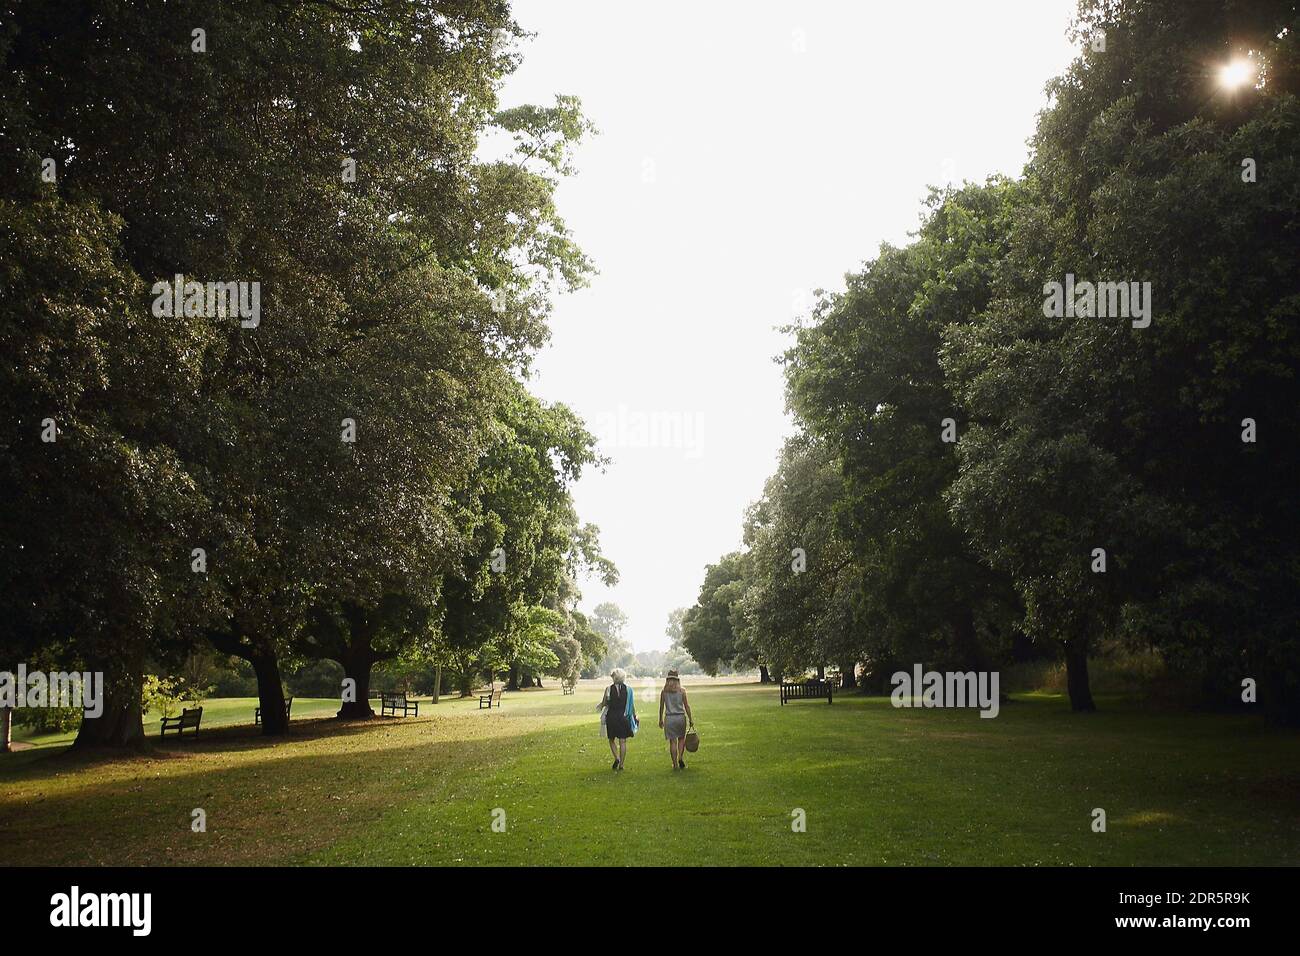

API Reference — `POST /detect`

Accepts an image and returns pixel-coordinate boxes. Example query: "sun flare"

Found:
[1218,57,1256,90]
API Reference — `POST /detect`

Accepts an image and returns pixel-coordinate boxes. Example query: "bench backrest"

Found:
[180,707,202,725]
[382,692,407,703]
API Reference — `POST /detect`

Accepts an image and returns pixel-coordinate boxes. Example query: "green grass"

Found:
[1,683,1296,866]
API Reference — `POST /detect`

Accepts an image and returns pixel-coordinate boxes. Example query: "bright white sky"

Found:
[503,0,1080,651]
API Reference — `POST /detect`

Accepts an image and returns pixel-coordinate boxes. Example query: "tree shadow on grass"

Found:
[2,714,434,775]
[0,712,580,866]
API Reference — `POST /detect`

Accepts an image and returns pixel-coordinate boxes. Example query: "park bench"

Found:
[479,687,502,709]
[380,692,419,717]
[561,679,575,695]
[160,706,203,737]
[780,680,833,705]
[254,696,293,726]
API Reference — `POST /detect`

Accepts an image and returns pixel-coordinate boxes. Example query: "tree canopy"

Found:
[684,0,1300,721]
[0,0,615,743]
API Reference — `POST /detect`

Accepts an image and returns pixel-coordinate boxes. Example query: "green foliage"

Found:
[285,660,347,699]
[662,609,703,676]
[943,0,1300,717]
[691,0,1300,720]
[12,705,82,734]
[0,0,612,736]
[177,649,219,703]
[784,182,1023,676]
[0,194,219,742]
[736,438,865,678]
[571,610,608,678]
[681,553,750,675]
[513,605,565,677]
[140,675,184,720]
[549,635,583,683]
[436,380,616,691]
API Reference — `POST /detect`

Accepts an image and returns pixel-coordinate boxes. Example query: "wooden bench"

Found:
[478,687,502,709]
[380,692,419,717]
[160,706,203,737]
[780,680,833,705]
[561,679,576,695]
[254,696,293,726]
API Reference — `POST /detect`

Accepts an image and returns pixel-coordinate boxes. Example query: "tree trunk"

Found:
[337,651,375,718]
[207,624,289,731]
[432,664,441,704]
[758,665,771,684]
[73,653,145,749]
[1064,640,1096,712]
[816,664,825,680]
[840,660,857,689]
[251,652,288,735]
[506,662,520,692]
[1,706,11,752]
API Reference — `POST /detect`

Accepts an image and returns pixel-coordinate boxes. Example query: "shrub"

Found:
[141,675,184,719]
[13,705,82,734]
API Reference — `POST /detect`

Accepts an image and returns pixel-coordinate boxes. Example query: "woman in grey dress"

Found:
[658,670,694,770]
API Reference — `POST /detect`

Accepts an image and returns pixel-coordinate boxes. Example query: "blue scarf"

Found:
[624,684,638,735]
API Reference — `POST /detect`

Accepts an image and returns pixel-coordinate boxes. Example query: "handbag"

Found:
[684,720,699,753]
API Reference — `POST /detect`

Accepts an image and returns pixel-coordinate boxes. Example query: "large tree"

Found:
[300,596,429,717]
[736,438,864,685]
[591,602,633,674]
[571,610,608,678]
[943,0,1300,717]
[681,553,751,676]
[0,196,221,748]
[784,181,1022,693]
[0,0,599,741]
[437,381,615,695]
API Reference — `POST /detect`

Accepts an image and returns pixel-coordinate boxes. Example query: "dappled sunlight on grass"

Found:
[1119,810,1180,827]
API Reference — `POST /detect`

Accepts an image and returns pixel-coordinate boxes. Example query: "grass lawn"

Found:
[1,682,1296,866]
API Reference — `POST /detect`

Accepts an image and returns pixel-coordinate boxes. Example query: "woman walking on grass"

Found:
[598,668,638,770]
[658,670,693,770]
